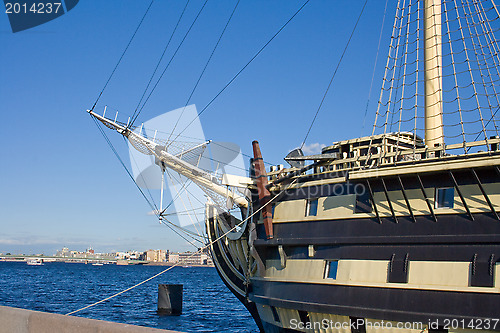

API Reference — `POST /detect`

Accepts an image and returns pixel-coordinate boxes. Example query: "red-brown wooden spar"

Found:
[252,141,273,239]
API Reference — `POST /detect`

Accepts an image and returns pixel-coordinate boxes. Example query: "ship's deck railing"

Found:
[267,137,500,184]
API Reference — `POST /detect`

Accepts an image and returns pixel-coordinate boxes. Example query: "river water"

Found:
[0,261,258,332]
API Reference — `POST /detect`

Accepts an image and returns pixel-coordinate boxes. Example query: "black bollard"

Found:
[157,284,183,315]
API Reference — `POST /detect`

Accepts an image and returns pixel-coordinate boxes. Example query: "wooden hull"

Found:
[206,161,500,332]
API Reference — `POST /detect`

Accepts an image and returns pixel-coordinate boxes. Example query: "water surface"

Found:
[0,261,258,332]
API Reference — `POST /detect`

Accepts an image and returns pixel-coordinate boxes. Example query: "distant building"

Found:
[115,252,128,260]
[128,251,141,260]
[114,250,142,260]
[201,252,213,266]
[168,252,179,263]
[55,247,70,257]
[52,246,215,265]
[175,249,213,266]
[145,249,167,262]
[99,252,117,260]
[178,252,200,266]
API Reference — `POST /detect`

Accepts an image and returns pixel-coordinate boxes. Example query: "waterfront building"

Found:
[55,247,70,257]
[167,252,179,263]
[145,249,167,262]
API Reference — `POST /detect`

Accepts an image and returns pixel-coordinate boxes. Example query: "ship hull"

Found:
[206,163,500,332]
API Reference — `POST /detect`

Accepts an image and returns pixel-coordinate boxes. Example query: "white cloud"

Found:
[0,237,61,245]
[0,239,25,245]
[0,235,116,248]
[298,142,326,155]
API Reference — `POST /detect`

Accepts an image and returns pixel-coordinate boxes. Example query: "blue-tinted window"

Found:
[435,187,454,208]
[306,199,318,216]
[325,260,339,279]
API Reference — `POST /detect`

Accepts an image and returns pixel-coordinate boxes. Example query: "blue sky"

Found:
[0,0,393,254]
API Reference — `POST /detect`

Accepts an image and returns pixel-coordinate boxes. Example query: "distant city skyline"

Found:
[0,246,159,256]
[1,246,213,266]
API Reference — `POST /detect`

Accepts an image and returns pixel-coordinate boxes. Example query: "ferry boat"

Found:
[90,0,500,332]
[26,259,43,266]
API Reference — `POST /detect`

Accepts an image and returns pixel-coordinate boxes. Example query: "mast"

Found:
[424,0,444,148]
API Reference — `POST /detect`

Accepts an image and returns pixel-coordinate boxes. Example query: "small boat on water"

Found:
[92,262,104,266]
[26,259,43,266]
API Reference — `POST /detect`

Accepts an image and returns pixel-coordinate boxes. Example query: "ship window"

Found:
[298,310,310,324]
[324,260,339,279]
[306,198,318,216]
[435,187,454,208]
[270,306,280,323]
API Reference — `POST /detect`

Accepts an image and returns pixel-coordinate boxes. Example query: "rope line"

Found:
[65,176,299,316]
[170,0,311,145]
[370,0,500,154]
[161,217,204,246]
[130,0,191,124]
[130,0,209,127]
[167,0,241,144]
[361,0,390,136]
[126,136,160,212]
[91,1,155,111]
[91,117,158,214]
[301,0,368,149]
[92,115,204,250]
[164,168,204,237]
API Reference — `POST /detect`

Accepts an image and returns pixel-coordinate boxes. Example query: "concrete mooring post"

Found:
[158,284,183,315]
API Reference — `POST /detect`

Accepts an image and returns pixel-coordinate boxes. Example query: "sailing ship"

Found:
[90,0,500,332]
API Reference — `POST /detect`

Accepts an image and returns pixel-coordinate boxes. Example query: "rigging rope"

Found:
[468,106,500,151]
[163,207,205,216]
[161,218,204,245]
[130,0,191,124]
[492,0,500,18]
[138,125,275,167]
[161,216,205,238]
[369,0,500,155]
[300,0,368,150]
[167,0,241,144]
[170,0,311,145]
[92,116,203,250]
[65,176,299,316]
[90,1,155,112]
[92,117,158,215]
[165,168,204,237]
[130,0,209,128]
[126,136,160,212]
[162,220,202,248]
[361,0,390,136]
